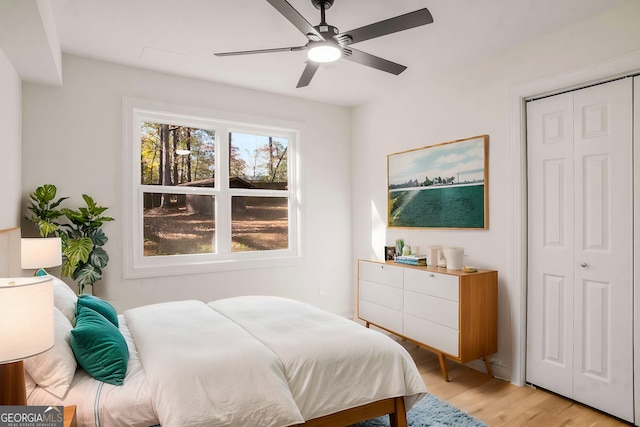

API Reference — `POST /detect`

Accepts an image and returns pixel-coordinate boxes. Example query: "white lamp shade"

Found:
[0,277,54,363]
[21,237,62,269]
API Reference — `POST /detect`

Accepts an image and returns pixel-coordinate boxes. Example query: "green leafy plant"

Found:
[60,195,114,293]
[25,185,114,293]
[25,184,68,237]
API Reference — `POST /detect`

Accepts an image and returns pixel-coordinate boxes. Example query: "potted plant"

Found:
[25,184,68,237]
[26,185,114,294]
[59,195,114,293]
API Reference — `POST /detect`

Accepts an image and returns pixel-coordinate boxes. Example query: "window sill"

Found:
[124,252,303,279]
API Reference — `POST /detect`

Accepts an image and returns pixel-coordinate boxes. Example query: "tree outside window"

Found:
[140,121,291,257]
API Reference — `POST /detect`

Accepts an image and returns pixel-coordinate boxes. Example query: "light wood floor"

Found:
[395,339,632,427]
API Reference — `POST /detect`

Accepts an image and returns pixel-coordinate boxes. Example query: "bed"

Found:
[25,276,427,427]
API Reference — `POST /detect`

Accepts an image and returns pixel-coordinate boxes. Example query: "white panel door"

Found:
[526,92,574,397]
[526,78,633,422]
[571,78,633,421]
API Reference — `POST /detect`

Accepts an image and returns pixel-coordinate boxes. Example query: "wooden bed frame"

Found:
[299,396,407,427]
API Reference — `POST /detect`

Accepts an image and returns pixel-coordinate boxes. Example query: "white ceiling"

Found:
[44,0,628,106]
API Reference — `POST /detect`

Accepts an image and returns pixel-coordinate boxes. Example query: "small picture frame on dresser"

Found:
[384,246,396,260]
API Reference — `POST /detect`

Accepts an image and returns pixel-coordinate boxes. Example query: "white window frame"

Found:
[122,98,302,278]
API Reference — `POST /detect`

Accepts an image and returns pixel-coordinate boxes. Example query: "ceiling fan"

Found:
[214,0,434,88]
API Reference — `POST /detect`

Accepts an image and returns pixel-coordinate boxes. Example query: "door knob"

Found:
[580,262,587,268]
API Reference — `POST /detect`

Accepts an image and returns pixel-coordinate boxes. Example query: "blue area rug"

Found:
[349,393,487,427]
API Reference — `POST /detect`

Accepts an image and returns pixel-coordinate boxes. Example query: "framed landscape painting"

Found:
[388,135,488,229]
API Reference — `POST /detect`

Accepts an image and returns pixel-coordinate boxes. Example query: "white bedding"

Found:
[209,296,427,421]
[30,296,427,427]
[125,299,304,427]
[29,315,158,427]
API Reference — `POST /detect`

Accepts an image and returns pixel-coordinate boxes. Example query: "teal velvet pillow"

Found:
[76,294,119,327]
[70,305,129,385]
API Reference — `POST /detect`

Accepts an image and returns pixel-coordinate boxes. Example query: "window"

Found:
[123,100,300,278]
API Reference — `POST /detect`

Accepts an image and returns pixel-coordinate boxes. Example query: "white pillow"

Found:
[24,307,77,398]
[51,275,78,325]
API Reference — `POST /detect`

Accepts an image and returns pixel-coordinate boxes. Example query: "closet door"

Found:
[526,91,574,398]
[526,78,633,422]
[572,78,633,420]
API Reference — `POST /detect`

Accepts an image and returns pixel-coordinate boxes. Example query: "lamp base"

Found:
[34,268,49,276]
[0,360,27,405]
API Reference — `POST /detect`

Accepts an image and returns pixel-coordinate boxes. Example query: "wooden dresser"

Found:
[357,259,498,381]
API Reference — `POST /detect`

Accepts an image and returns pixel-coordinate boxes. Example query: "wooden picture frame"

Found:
[387,135,488,229]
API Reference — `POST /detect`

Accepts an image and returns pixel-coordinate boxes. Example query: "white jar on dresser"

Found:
[357,259,498,381]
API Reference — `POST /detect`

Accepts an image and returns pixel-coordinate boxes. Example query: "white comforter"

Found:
[124,296,427,427]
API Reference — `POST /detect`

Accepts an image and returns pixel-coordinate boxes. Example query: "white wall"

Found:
[351,1,640,382]
[0,47,22,231]
[22,55,353,315]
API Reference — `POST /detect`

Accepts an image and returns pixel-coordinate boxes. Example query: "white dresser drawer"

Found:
[358,261,403,288]
[359,280,403,311]
[404,290,459,329]
[404,268,459,301]
[404,313,459,357]
[358,299,402,334]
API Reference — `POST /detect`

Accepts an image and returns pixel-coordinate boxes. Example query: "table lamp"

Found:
[21,237,62,275]
[0,276,54,405]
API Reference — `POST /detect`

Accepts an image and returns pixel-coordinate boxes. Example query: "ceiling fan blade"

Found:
[338,8,433,45]
[296,62,320,88]
[266,0,323,40]
[214,45,307,57]
[342,48,407,75]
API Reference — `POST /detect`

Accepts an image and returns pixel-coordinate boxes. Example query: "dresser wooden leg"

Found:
[483,356,494,378]
[437,352,450,382]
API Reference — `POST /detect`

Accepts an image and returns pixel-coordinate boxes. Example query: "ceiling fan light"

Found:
[307,44,341,63]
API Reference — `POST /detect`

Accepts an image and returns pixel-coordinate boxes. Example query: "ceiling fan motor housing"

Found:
[312,0,335,10]
[315,24,338,38]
